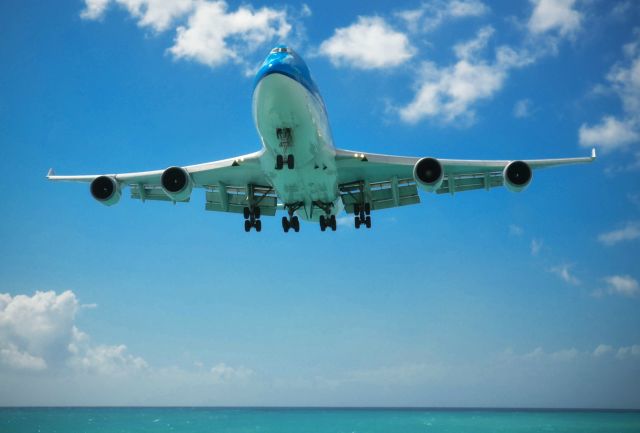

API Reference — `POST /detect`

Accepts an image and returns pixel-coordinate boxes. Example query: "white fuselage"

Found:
[252,73,342,221]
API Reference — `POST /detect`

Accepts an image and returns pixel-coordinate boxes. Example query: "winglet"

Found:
[591,148,597,159]
[47,168,55,178]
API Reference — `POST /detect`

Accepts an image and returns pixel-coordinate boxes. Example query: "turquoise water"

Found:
[1,408,640,433]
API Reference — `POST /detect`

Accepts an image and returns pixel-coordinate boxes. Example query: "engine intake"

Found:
[90,176,121,206]
[503,160,532,193]
[161,166,193,201]
[413,157,444,192]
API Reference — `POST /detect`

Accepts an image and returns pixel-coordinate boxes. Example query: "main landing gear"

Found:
[319,214,337,232]
[282,203,302,233]
[354,203,371,229]
[243,206,262,232]
[275,128,294,170]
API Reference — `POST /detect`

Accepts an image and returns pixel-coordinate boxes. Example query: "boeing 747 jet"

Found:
[49,45,596,232]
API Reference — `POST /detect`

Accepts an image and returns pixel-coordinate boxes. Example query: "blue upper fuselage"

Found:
[253,45,324,106]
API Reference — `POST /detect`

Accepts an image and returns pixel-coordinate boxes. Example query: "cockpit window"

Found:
[270,47,291,54]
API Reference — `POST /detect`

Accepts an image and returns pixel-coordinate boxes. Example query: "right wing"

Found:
[335,148,596,213]
[47,150,279,216]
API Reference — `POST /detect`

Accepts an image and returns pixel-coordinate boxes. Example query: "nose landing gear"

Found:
[275,128,294,170]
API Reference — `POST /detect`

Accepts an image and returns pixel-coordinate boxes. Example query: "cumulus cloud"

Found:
[318,17,414,69]
[527,0,582,37]
[0,290,146,375]
[603,275,639,297]
[580,34,640,152]
[598,221,640,246]
[396,0,489,33]
[398,26,534,124]
[550,264,580,285]
[170,2,291,70]
[81,0,293,72]
[399,26,534,123]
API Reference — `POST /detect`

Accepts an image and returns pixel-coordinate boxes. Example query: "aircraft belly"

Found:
[253,74,339,220]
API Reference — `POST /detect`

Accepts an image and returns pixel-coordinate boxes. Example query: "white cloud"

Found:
[530,238,543,256]
[616,344,640,359]
[81,0,196,31]
[318,17,414,69]
[580,34,640,152]
[396,0,489,33]
[81,0,292,72]
[598,221,640,246]
[579,116,639,152]
[210,362,254,383]
[0,290,146,375]
[170,2,291,70]
[550,264,580,285]
[514,98,533,118]
[527,0,582,37]
[399,27,534,124]
[81,0,111,20]
[345,363,446,386]
[603,275,639,297]
[593,344,613,357]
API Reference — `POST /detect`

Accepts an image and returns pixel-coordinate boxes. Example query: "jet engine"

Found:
[161,166,193,201]
[503,160,532,193]
[413,157,444,192]
[90,176,121,206]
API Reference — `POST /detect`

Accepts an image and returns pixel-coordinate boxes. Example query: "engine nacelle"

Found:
[503,160,532,193]
[413,157,444,192]
[90,176,121,206]
[161,166,193,201]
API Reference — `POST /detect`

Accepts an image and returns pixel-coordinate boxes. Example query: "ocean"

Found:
[1,408,639,433]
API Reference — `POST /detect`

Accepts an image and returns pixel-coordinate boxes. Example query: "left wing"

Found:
[335,148,596,213]
[47,150,278,215]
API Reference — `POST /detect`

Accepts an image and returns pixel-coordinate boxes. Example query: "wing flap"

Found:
[339,178,420,214]
[205,184,277,216]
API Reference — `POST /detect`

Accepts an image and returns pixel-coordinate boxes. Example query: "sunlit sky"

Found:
[1,0,639,407]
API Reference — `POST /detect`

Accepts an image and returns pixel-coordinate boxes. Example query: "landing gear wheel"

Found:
[276,155,284,170]
[330,215,337,231]
[364,203,371,215]
[244,220,251,232]
[287,154,294,169]
[291,216,300,232]
[354,204,360,214]
[319,215,327,232]
[255,219,262,232]
[355,216,361,229]
[254,207,261,219]
[365,216,371,228]
[243,207,250,220]
[282,216,290,233]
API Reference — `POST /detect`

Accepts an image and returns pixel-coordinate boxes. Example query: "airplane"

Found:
[48,45,596,233]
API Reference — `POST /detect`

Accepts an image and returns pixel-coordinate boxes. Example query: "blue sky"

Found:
[1,0,639,407]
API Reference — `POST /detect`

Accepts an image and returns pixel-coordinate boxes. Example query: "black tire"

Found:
[255,219,262,232]
[282,216,290,232]
[254,207,261,219]
[276,155,284,170]
[292,216,300,232]
[244,220,251,232]
[365,216,371,228]
[330,215,337,231]
[354,204,360,214]
[287,154,294,169]
[355,216,361,229]
[364,202,371,215]
[319,215,326,231]
[243,207,250,220]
